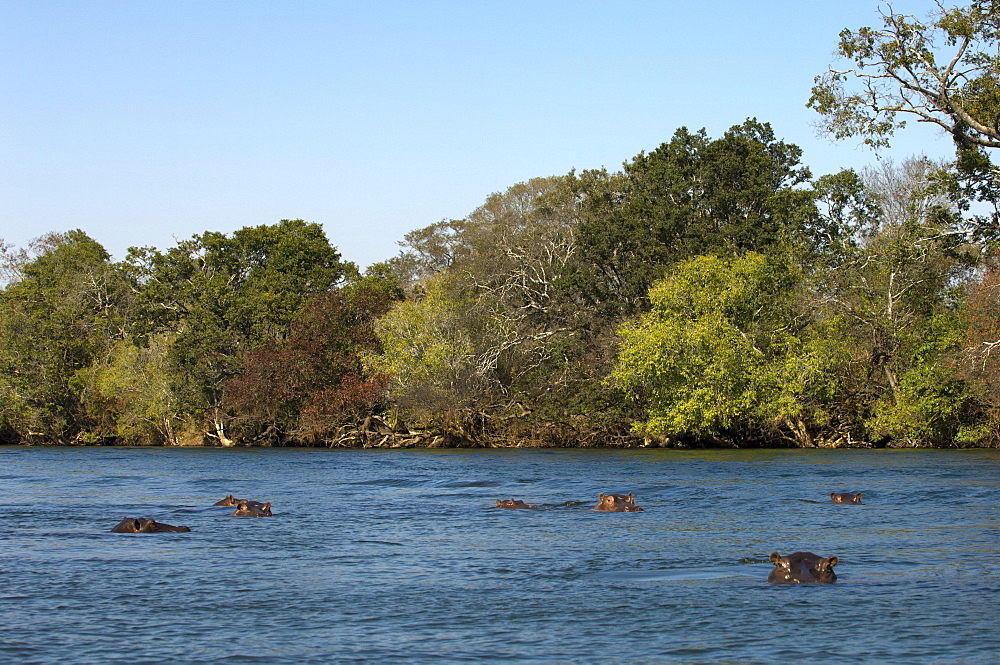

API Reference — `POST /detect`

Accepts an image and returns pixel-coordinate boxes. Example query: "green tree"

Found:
[573,119,815,314]
[85,333,186,445]
[380,175,625,438]
[363,273,477,415]
[810,1,1000,151]
[819,158,975,406]
[809,1,1000,238]
[610,252,841,446]
[129,219,346,444]
[869,314,989,446]
[0,231,132,443]
[803,157,984,445]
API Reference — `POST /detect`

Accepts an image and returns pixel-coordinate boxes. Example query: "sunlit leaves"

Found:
[810,2,1000,151]
[610,253,832,441]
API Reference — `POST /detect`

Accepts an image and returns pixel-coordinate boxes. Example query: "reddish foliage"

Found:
[960,257,1000,411]
[224,286,396,439]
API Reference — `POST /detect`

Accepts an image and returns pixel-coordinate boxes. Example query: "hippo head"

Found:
[111,517,191,533]
[594,493,643,512]
[830,492,863,504]
[213,495,240,506]
[768,551,838,584]
[495,499,537,509]
[111,517,151,533]
[231,500,272,517]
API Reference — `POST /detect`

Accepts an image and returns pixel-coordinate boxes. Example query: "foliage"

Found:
[868,315,989,446]
[0,231,131,442]
[956,254,1000,441]
[127,219,346,443]
[84,333,184,445]
[809,1,1000,239]
[224,283,396,444]
[610,252,838,444]
[363,273,478,414]
[572,119,816,314]
[813,157,977,422]
[810,1,1000,150]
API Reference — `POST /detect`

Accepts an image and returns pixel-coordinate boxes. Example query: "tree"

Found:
[810,1,1000,150]
[1,232,91,288]
[380,175,621,436]
[807,157,984,444]
[573,119,815,314]
[363,273,478,415]
[868,313,989,446]
[84,333,186,445]
[609,252,842,446]
[224,282,396,445]
[809,1,1000,238]
[956,253,1000,441]
[128,220,346,444]
[0,231,132,442]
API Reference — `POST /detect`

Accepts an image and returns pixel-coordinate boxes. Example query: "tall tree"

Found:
[809,1,1000,238]
[610,252,841,446]
[812,157,982,444]
[129,219,346,444]
[224,281,396,445]
[809,1,1000,151]
[573,119,815,314]
[0,231,131,442]
[380,176,613,432]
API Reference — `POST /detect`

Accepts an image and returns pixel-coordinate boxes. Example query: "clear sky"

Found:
[1,0,958,269]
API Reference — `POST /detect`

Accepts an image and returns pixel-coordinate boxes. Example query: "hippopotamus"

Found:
[111,517,191,533]
[830,492,863,504]
[231,500,272,517]
[495,499,537,509]
[213,495,242,506]
[768,551,838,584]
[594,493,643,512]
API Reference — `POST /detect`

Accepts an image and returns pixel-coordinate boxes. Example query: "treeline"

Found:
[1,118,998,448]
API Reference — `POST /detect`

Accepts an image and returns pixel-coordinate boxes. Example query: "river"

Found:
[1,446,997,664]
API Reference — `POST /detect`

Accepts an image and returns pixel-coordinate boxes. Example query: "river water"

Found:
[0,446,997,664]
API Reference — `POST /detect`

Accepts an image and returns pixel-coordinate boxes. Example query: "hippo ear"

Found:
[598,493,606,502]
[830,492,836,500]
[826,555,839,568]
[769,552,781,564]
[263,502,271,509]
[627,493,634,502]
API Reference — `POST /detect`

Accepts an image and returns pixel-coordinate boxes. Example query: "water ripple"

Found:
[1,446,998,664]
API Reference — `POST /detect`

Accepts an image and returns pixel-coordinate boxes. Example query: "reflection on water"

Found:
[0,446,998,664]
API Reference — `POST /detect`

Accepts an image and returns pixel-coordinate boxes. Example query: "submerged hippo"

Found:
[111,517,191,533]
[231,500,272,517]
[213,495,243,506]
[594,493,643,512]
[768,551,838,584]
[495,499,537,509]
[830,492,863,504]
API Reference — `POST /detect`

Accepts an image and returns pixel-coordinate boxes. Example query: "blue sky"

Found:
[1,0,957,269]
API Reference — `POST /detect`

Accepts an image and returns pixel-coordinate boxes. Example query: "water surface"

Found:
[1,446,997,663]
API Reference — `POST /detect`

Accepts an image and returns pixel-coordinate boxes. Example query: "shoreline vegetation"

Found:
[3,4,1000,451]
[3,415,973,450]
